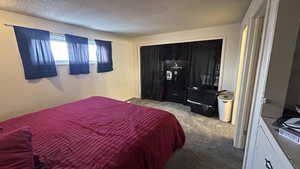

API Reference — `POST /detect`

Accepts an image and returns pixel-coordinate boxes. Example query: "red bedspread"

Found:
[0,96,185,169]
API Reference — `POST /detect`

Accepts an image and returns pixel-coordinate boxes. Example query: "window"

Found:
[88,40,97,63]
[50,38,69,64]
[50,34,97,64]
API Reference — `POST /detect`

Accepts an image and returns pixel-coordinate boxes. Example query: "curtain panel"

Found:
[13,26,57,80]
[65,34,89,75]
[140,46,165,100]
[140,40,222,102]
[188,40,222,89]
[95,40,113,73]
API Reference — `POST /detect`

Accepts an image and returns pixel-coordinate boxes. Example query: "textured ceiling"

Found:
[0,0,251,37]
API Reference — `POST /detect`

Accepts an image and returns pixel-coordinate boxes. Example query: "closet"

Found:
[140,39,223,105]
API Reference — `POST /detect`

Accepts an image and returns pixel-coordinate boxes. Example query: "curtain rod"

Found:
[3,23,65,37]
[3,24,110,42]
[4,24,13,27]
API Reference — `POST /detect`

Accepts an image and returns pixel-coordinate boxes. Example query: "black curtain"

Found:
[140,46,164,100]
[14,26,57,80]
[163,43,192,103]
[140,40,222,102]
[188,40,222,89]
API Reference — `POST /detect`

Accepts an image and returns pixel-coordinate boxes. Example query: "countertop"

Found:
[263,117,300,169]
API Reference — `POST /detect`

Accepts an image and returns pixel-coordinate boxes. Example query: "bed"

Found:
[0,96,185,169]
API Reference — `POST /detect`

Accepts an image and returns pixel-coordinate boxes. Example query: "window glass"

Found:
[50,34,97,64]
[88,40,97,63]
[50,39,69,64]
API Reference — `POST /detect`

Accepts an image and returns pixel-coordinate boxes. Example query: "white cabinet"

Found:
[253,127,284,169]
[253,127,271,169]
[252,124,295,169]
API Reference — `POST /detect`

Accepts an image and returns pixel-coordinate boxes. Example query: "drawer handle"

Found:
[265,159,273,169]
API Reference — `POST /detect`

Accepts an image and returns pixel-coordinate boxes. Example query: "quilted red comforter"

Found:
[0,96,185,169]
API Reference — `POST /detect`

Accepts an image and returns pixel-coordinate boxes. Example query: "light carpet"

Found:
[127,98,244,169]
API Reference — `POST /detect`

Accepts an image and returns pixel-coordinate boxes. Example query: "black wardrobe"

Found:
[140,39,222,104]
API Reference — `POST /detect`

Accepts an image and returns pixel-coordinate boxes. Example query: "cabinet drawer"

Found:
[253,127,286,169]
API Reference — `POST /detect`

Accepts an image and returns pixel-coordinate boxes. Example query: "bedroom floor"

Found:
[127,98,244,169]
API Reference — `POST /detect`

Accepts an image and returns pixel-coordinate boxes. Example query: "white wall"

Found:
[131,23,241,95]
[0,10,241,122]
[286,29,300,107]
[0,10,138,121]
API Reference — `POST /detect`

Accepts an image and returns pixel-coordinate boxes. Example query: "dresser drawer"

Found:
[253,127,288,169]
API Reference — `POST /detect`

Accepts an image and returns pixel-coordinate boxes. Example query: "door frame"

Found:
[240,0,280,168]
[136,35,226,98]
[233,0,270,148]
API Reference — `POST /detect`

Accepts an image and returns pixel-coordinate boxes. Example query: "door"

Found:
[232,26,249,126]
[241,17,264,147]
[243,0,300,169]
[234,16,265,148]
